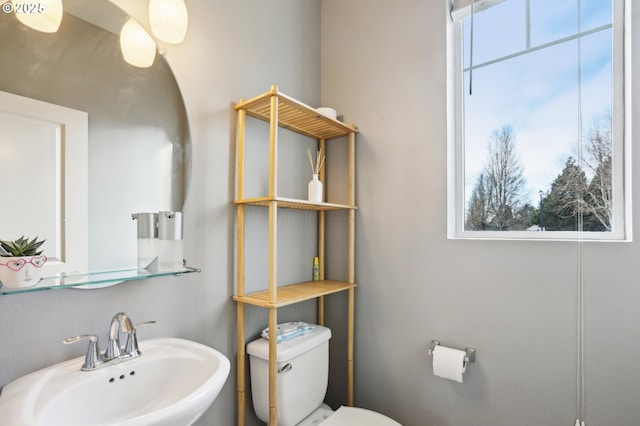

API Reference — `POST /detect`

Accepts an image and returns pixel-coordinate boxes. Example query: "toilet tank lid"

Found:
[247,325,331,362]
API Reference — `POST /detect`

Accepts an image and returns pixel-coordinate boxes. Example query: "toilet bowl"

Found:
[296,403,334,425]
[319,406,401,425]
[297,404,401,426]
[247,325,402,426]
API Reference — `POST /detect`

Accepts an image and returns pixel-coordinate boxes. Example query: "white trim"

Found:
[446,6,459,239]
[450,0,506,22]
[0,91,89,272]
[452,230,629,243]
[621,0,633,240]
[447,0,629,241]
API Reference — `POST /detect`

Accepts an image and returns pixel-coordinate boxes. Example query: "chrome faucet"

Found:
[105,312,134,360]
[64,312,155,371]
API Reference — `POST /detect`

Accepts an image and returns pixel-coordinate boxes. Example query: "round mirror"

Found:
[0,1,191,275]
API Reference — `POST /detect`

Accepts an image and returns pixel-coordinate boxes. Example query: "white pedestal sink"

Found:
[0,337,230,426]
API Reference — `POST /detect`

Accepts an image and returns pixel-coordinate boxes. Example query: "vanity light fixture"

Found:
[12,0,63,33]
[119,18,156,68]
[148,0,188,44]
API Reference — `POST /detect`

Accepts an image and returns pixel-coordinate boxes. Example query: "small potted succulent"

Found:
[0,236,47,289]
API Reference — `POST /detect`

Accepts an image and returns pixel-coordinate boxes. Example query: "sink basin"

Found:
[0,337,230,426]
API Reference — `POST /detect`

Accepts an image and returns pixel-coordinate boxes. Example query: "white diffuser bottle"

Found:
[158,211,183,271]
[307,148,325,203]
[308,173,323,202]
[131,212,158,270]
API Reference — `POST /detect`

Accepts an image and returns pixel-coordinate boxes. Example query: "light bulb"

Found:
[13,0,63,33]
[148,0,188,44]
[120,18,156,68]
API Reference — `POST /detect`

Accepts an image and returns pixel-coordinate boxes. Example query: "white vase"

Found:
[308,174,323,202]
[0,255,47,289]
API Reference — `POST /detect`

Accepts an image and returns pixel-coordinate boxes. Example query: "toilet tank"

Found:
[247,325,331,426]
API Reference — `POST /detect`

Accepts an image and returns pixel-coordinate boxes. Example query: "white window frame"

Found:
[446,0,631,241]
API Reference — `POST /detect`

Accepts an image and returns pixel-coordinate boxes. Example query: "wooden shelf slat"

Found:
[233,280,357,308]
[234,196,357,211]
[235,87,358,140]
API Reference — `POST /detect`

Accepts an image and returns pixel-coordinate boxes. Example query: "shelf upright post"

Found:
[236,103,247,426]
[318,138,326,326]
[268,85,279,200]
[347,130,356,406]
[267,87,279,426]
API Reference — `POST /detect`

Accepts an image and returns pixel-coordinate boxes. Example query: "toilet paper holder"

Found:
[428,340,476,363]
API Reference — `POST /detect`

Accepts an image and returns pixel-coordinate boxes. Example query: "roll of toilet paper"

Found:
[316,107,337,120]
[432,345,467,383]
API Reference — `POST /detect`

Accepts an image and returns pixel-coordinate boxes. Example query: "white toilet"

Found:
[247,325,401,426]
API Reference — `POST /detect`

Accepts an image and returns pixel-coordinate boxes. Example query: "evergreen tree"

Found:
[539,113,613,233]
[541,157,588,231]
[466,173,489,230]
[510,203,536,230]
[466,113,613,234]
[584,156,611,231]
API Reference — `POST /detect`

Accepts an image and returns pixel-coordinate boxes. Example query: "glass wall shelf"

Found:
[0,263,200,296]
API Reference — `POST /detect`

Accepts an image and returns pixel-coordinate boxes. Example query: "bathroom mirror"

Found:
[0,1,191,278]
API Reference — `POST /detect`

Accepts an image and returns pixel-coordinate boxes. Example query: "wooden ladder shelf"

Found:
[233,85,358,426]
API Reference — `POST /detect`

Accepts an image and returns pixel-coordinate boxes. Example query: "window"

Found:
[447,0,629,240]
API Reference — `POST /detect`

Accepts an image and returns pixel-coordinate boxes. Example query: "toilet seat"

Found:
[296,404,333,425]
[320,406,401,426]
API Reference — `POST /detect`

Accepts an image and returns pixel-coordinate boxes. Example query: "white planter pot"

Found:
[0,255,47,289]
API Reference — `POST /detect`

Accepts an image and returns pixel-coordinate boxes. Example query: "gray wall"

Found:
[322,1,640,425]
[0,1,321,426]
[3,1,640,426]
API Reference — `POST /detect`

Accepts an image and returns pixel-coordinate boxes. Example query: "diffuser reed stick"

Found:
[307,148,325,174]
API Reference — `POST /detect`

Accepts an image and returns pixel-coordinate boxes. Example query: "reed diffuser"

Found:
[307,148,325,202]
